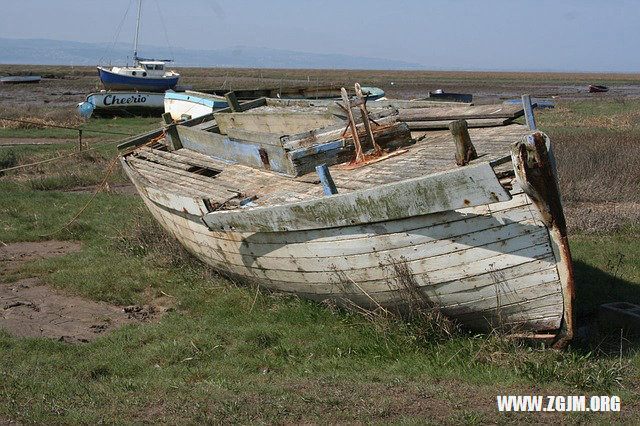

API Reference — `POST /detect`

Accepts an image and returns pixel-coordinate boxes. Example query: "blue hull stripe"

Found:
[164,92,229,108]
[98,68,179,91]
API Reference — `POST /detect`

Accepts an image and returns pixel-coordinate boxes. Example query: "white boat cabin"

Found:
[110,61,176,79]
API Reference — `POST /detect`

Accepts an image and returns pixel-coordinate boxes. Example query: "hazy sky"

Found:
[1,0,638,72]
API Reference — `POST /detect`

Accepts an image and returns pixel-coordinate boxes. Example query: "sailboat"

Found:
[97,0,179,92]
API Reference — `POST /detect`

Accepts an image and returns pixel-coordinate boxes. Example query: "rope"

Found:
[99,0,134,65]
[0,116,135,136]
[42,131,166,237]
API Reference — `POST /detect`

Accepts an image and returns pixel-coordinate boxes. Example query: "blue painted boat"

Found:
[98,64,179,92]
[97,0,179,92]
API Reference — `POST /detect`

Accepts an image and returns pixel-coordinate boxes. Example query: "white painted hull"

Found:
[77,91,165,117]
[164,97,216,121]
[122,159,569,336]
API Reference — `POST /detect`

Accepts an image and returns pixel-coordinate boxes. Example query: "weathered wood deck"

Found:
[129,124,527,210]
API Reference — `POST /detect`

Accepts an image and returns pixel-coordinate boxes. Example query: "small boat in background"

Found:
[426,90,473,103]
[0,75,41,84]
[588,85,609,93]
[77,91,165,118]
[97,0,179,92]
[98,61,179,92]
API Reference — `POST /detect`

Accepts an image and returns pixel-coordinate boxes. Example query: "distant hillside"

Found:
[0,38,424,70]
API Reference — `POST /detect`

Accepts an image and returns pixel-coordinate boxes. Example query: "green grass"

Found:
[537,99,640,137]
[1,98,639,423]
[0,115,160,139]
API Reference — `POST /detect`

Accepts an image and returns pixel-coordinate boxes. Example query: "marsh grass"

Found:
[0,104,85,130]
[536,100,640,232]
[0,103,160,139]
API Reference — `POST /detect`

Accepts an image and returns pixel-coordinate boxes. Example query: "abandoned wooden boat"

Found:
[118,88,575,346]
[588,85,609,93]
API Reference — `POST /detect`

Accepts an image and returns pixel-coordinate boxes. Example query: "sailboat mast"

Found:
[133,0,143,61]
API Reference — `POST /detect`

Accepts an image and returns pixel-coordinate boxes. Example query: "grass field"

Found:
[1,71,639,423]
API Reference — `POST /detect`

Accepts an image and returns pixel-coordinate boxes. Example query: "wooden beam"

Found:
[449,119,478,166]
[161,112,173,125]
[522,94,537,130]
[202,162,512,232]
[224,91,241,112]
[315,164,338,195]
[405,118,511,130]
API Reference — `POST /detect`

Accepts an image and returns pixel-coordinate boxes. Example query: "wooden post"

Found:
[161,112,182,150]
[449,119,477,166]
[340,88,364,163]
[354,83,383,155]
[522,94,537,130]
[315,164,338,195]
[162,112,173,125]
[78,129,83,151]
[225,91,241,112]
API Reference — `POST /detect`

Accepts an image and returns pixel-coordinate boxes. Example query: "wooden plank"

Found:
[224,91,241,112]
[202,162,511,232]
[177,125,295,175]
[225,128,285,147]
[187,212,544,272]
[406,118,511,130]
[282,115,397,150]
[214,110,340,135]
[176,97,268,128]
[204,192,534,246]
[371,99,473,108]
[140,148,225,172]
[315,164,338,195]
[128,159,224,198]
[136,148,193,171]
[122,159,209,216]
[179,232,552,286]
[522,94,537,130]
[397,104,524,122]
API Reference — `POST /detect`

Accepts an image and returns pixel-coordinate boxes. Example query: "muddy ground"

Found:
[2,65,640,109]
[0,240,168,343]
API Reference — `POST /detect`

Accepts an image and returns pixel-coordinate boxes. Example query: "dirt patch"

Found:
[0,240,83,272]
[0,277,164,343]
[0,240,170,343]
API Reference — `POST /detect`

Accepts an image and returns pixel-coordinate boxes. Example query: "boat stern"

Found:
[511,132,575,347]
